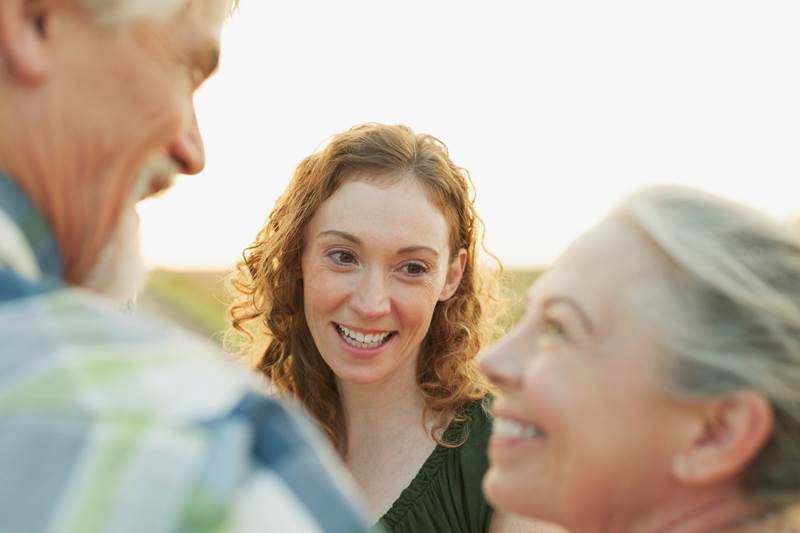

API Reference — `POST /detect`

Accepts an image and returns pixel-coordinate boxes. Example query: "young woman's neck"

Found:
[338,354,432,455]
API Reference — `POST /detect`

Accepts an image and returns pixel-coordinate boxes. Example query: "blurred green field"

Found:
[139,269,800,526]
[139,268,543,342]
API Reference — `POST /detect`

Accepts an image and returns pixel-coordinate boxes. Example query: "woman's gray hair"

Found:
[614,185,800,508]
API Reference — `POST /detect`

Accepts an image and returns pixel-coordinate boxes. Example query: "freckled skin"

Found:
[301,177,465,387]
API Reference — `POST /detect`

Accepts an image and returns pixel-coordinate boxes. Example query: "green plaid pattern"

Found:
[0,171,372,533]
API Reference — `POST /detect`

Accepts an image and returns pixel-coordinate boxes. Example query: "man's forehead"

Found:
[167,0,229,64]
[178,0,230,35]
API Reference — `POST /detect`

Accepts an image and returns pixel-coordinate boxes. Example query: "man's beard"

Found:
[83,156,177,309]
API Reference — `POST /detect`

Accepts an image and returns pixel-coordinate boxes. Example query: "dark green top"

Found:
[378,398,494,533]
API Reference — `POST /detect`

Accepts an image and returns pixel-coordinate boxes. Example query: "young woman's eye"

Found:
[328,250,356,265]
[401,262,429,276]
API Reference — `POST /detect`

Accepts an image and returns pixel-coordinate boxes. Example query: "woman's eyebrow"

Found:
[540,296,595,333]
[316,231,439,257]
[316,230,361,244]
[397,245,439,257]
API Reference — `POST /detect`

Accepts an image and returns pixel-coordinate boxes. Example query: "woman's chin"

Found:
[333,368,391,387]
[483,466,557,524]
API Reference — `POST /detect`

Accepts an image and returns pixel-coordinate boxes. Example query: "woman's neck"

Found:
[337,354,444,521]
[339,362,425,437]
[624,486,775,533]
[339,356,429,453]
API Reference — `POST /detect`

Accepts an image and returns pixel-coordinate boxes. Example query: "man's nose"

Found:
[350,270,391,319]
[169,106,205,175]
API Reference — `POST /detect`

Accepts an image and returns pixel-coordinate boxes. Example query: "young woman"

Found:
[230,123,551,532]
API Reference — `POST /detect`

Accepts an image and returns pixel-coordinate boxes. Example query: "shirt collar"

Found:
[0,170,64,281]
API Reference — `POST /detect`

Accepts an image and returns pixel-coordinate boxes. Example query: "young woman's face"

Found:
[478,220,695,531]
[301,177,465,387]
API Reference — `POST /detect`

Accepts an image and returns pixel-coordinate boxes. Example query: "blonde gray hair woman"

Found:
[479,185,800,532]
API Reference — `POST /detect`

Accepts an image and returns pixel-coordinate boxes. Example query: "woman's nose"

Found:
[350,270,391,319]
[477,331,527,389]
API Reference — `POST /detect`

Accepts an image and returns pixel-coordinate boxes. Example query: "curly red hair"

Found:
[229,123,502,454]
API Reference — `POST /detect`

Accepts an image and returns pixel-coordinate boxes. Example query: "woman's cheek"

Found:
[521,355,570,433]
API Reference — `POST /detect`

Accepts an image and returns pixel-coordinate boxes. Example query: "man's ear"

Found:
[438,248,467,302]
[0,0,49,83]
[671,391,773,486]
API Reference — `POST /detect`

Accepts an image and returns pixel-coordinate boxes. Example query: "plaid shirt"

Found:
[0,172,372,533]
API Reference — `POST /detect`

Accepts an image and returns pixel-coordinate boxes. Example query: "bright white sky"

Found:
[138,1,800,271]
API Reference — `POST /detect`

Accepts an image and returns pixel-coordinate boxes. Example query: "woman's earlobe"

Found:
[439,248,468,301]
[671,392,774,486]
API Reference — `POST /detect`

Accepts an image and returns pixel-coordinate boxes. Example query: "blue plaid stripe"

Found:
[232,393,368,532]
[0,171,63,281]
[0,172,373,533]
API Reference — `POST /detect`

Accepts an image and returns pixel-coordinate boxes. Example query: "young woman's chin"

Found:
[332,366,396,387]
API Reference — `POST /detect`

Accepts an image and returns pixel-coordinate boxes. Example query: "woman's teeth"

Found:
[493,417,545,439]
[337,324,392,349]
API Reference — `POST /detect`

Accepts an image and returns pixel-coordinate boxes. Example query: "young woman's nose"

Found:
[350,269,391,319]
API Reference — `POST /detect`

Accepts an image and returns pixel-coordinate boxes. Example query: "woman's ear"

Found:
[438,248,467,301]
[0,0,50,84]
[671,391,773,486]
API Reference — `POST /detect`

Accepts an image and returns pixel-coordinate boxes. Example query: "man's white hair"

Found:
[76,0,239,26]
[76,0,188,25]
[83,155,179,308]
[614,185,800,509]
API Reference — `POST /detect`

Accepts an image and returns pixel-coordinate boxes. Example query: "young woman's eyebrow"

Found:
[317,231,439,257]
[316,230,361,244]
[397,245,439,257]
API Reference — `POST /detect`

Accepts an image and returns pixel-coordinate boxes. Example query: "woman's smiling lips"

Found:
[332,322,397,358]
[489,407,547,460]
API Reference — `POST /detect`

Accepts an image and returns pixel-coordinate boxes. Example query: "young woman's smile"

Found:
[301,177,465,386]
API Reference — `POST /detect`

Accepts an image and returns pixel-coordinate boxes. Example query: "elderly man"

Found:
[0,1,370,532]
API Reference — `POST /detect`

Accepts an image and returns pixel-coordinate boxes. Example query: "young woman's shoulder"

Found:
[443,396,495,531]
[380,396,495,532]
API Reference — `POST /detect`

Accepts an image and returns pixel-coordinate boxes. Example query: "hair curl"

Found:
[228,123,503,454]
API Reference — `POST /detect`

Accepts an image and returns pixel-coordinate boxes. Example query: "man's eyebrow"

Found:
[191,38,220,77]
[203,41,221,76]
[539,295,595,333]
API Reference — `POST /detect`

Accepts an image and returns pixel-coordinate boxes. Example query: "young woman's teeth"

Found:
[493,418,544,439]
[337,324,392,349]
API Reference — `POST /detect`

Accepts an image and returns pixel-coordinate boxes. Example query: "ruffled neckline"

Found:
[379,400,484,527]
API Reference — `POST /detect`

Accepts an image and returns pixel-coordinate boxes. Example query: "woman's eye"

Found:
[402,262,428,276]
[329,250,356,265]
[543,318,566,338]
[537,318,567,351]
